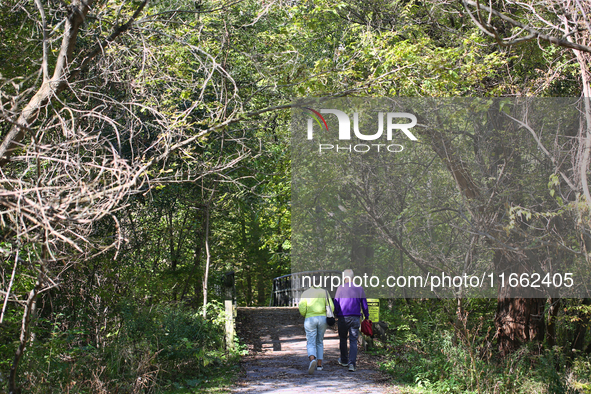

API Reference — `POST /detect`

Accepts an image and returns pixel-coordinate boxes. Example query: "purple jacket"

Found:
[334,283,369,319]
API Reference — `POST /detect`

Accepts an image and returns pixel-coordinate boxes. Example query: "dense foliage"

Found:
[2,0,591,392]
[378,298,591,393]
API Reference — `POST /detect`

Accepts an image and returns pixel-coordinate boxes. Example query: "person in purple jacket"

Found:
[333,269,369,372]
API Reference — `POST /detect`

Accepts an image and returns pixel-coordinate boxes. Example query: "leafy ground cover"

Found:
[1,302,245,393]
[374,299,591,394]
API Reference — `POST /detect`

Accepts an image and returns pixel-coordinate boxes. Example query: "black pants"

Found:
[338,316,360,366]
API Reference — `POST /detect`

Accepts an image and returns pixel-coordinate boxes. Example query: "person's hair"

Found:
[343,269,354,282]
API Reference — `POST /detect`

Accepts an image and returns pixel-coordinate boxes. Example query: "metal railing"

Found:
[270,270,341,306]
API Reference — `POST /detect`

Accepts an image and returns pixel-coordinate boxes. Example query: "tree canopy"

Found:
[2,0,591,392]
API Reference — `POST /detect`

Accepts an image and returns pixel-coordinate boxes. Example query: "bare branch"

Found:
[34,0,49,82]
[0,0,96,166]
[0,251,19,324]
[462,0,591,53]
[504,112,577,191]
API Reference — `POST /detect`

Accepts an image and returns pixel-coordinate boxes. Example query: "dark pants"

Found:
[338,316,360,366]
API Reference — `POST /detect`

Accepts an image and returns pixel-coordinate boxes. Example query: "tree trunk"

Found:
[546,298,560,349]
[571,298,591,355]
[245,270,252,307]
[181,243,201,302]
[495,297,545,356]
[493,246,546,355]
[202,204,211,318]
[257,276,266,306]
[8,276,42,394]
[423,122,546,356]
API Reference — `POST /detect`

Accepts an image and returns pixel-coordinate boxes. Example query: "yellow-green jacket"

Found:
[298,287,335,318]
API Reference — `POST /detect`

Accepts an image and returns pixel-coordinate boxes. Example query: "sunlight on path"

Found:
[232,308,398,394]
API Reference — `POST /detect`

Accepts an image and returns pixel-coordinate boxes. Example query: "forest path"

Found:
[232,307,399,394]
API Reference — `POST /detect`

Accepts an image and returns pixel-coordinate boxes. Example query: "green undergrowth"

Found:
[373,300,591,394]
[2,301,246,393]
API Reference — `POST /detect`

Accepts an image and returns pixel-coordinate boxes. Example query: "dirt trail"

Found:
[232,307,398,394]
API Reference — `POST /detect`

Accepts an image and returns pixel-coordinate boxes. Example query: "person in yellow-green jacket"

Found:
[298,286,334,375]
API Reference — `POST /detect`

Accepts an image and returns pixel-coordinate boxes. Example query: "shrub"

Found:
[5,301,239,393]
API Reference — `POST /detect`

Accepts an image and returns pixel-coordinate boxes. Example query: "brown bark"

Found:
[494,250,546,355]
[495,297,545,356]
